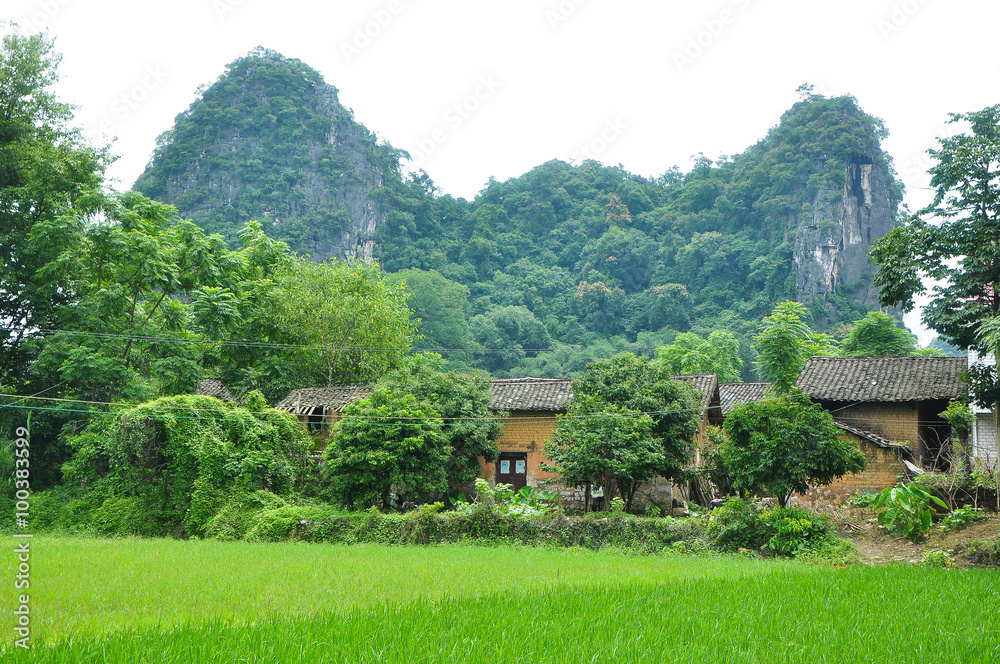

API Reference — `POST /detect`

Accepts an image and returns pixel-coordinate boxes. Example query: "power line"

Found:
[33,328,567,354]
[0,381,66,410]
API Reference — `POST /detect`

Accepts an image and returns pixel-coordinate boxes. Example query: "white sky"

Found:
[7,0,1000,345]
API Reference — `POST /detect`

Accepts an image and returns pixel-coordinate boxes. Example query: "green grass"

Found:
[3,537,999,662]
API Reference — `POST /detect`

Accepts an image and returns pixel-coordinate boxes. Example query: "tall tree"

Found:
[754,301,838,392]
[0,30,106,385]
[871,104,1000,351]
[654,330,743,382]
[269,257,417,390]
[29,191,231,403]
[375,354,502,497]
[841,311,917,357]
[717,389,867,506]
[544,353,702,509]
[323,390,450,509]
[385,268,479,367]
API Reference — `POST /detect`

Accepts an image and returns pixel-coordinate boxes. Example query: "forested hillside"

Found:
[137,54,903,378]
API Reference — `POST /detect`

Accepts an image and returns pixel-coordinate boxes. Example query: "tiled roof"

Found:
[672,374,719,412]
[835,421,913,453]
[196,379,237,403]
[276,374,722,416]
[796,356,967,402]
[487,378,574,412]
[276,385,373,415]
[719,382,772,415]
[277,379,575,414]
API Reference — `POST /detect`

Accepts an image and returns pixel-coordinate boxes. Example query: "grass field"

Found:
[2,537,999,662]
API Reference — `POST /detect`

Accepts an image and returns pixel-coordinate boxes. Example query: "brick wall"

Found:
[793,431,906,509]
[481,411,563,488]
[973,413,998,470]
[826,402,920,446]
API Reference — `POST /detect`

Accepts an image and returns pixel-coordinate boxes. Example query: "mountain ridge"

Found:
[135,51,903,377]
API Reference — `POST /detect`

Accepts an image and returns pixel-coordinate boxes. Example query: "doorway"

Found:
[496,452,528,491]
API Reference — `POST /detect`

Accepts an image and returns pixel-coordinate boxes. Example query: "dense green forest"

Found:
[1,32,971,537]
[136,53,905,378]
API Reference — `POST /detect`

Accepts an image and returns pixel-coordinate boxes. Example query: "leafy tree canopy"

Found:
[717,388,867,506]
[754,301,839,392]
[0,30,106,385]
[871,104,1000,352]
[841,311,917,357]
[653,330,743,382]
[323,389,450,509]
[544,353,702,509]
[374,353,502,495]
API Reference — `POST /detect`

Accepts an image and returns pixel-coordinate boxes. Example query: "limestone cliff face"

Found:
[792,158,895,314]
[135,50,390,262]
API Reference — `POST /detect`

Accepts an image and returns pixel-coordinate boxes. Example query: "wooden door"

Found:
[496,452,528,491]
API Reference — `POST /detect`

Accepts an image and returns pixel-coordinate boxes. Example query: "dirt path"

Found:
[833,509,999,566]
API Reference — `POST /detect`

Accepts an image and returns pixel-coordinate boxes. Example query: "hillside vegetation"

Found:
[137,55,903,378]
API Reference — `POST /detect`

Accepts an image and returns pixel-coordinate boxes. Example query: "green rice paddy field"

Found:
[2,537,999,663]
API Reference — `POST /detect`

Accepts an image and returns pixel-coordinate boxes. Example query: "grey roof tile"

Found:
[719,382,772,415]
[834,421,913,452]
[196,379,237,403]
[276,385,373,415]
[487,378,574,412]
[796,356,966,402]
[672,374,719,413]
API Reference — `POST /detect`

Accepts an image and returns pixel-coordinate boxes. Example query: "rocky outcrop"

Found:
[135,50,390,262]
[793,158,895,315]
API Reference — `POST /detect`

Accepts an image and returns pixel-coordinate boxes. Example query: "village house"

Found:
[276,385,373,441]
[795,356,967,470]
[719,377,917,508]
[276,374,722,511]
[481,377,573,493]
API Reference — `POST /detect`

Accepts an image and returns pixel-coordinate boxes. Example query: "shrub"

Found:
[244,504,340,542]
[61,393,312,537]
[873,481,947,542]
[761,507,832,557]
[203,491,289,541]
[921,550,954,568]
[456,479,558,517]
[846,492,878,508]
[706,498,772,552]
[304,510,705,552]
[706,498,833,556]
[965,540,1000,567]
[938,505,986,533]
[90,496,153,537]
